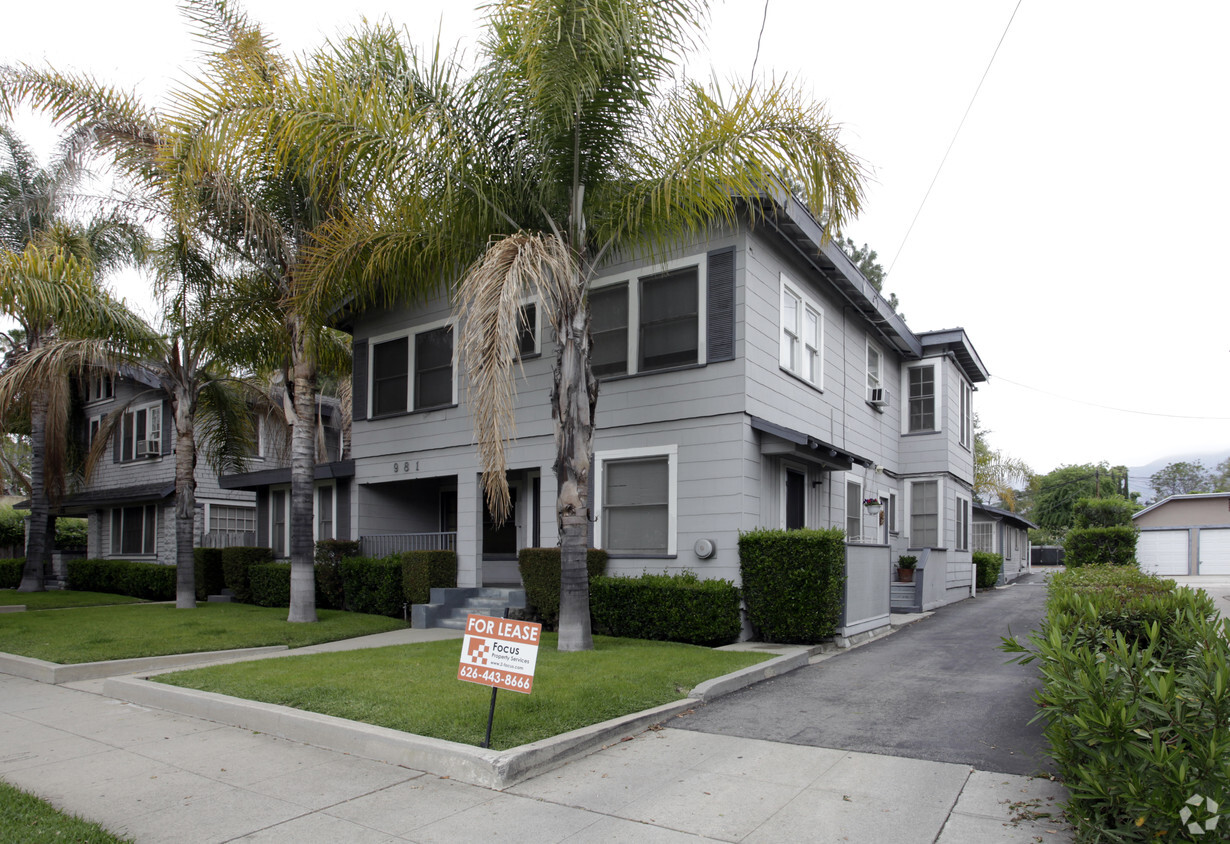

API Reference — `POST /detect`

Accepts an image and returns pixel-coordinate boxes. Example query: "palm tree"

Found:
[2,1,359,619]
[0,126,146,591]
[282,0,866,649]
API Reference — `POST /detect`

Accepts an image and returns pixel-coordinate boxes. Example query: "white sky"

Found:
[4,0,1229,480]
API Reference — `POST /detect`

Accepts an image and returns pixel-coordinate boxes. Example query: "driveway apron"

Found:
[674,574,1054,776]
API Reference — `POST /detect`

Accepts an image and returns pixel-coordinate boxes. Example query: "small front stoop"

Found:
[411,587,527,630]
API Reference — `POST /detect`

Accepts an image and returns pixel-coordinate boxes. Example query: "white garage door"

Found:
[1199,529,1230,575]
[1137,530,1189,576]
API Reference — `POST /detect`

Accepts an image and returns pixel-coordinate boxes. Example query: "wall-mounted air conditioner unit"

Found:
[868,387,888,407]
[136,439,161,457]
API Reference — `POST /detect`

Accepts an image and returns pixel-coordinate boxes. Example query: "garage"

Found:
[1137,530,1189,576]
[1199,528,1230,575]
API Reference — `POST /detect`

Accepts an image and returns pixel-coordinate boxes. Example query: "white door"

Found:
[1198,528,1230,575]
[1137,530,1189,576]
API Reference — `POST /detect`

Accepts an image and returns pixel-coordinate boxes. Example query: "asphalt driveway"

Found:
[674,573,1055,776]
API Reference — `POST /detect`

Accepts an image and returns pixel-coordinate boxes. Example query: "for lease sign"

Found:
[457,614,542,694]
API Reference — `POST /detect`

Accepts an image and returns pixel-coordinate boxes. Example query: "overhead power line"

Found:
[994,375,1230,421]
[887,0,1025,276]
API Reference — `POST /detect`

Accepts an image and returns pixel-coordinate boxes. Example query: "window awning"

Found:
[749,416,874,472]
[14,482,177,515]
[220,459,355,491]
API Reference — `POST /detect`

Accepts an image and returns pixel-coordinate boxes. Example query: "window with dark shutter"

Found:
[414,326,453,409]
[351,339,368,421]
[639,267,698,372]
[706,247,735,362]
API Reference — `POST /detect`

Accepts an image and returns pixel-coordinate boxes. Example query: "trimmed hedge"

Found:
[739,528,846,644]
[314,540,360,610]
[66,559,175,600]
[220,546,273,604]
[54,518,87,549]
[973,551,1002,589]
[1063,525,1137,568]
[0,507,23,549]
[193,548,224,600]
[248,563,292,607]
[1071,496,1137,528]
[400,550,458,607]
[1003,567,1230,842]
[0,557,23,589]
[517,547,608,629]
[590,571,741,646]
[341,556,405,617]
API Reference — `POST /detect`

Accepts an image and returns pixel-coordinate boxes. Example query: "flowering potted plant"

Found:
[863,497,883,515]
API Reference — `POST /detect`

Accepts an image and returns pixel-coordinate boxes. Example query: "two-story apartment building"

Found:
[334,192,988,613]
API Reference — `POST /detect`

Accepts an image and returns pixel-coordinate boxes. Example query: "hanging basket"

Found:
[863,501,883,516]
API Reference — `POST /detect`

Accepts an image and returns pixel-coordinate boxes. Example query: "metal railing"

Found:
[198,530,257,549]
[361,532,457,557]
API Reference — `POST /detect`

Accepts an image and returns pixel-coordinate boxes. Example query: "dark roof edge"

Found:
[749,415,875,468]
[973,501,1038,530]
[220,459,356,490]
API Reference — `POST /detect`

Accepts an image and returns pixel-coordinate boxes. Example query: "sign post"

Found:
[458,612,542,748]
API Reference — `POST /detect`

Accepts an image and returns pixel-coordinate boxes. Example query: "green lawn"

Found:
[0,589,145,610]
[0,780,133,843]
[0,602,406,663]
[156,634,769,750]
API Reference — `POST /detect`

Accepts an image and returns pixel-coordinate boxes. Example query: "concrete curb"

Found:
[0,646,287,685]
[101,648,813,789]
[0,605,24,613]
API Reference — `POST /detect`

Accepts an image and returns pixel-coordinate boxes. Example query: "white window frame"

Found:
[588,253,708,378]
[972,520,994,553]
[109,504,158,556]
[315,482,337,541]
[959,379,973,450]
[87,414,103,449]
[903,361,942,434]
[908,478,944,548]
[780,460,809,530]
[270,486,290,559]
[866,342,882,402]
[845,477,863,541]
[121,401,162,462]
[367,317,458,417]
[206,502,257,536]
[518,297,542,357]
[956,493,971,552]
[887,490,898,535]
[779,273,823,388]
[592,444,678,556]
[87,374,114,403]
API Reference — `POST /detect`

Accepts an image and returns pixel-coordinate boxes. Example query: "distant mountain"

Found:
[1129,450,1229,504]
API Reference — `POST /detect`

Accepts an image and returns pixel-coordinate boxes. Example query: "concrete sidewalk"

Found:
[0,613,1072,843]
[0,672,1069,842]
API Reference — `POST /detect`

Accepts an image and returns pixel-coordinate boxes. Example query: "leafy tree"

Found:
[1024,463,1131,535]
[837,235,902,314]
[972,416,1031,509]
[3,1,355,619]
[1150,460,1211,499]
[287,0,865,649]
[1213,457,1230,492]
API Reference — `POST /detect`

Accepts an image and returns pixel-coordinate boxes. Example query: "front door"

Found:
[785,469,806,530]
[482,485,521,586]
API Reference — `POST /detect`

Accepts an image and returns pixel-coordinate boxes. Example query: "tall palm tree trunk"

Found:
[287,356,318,623]
[553,284,596,651]
[19,395,49,592]
[173,399,198,609]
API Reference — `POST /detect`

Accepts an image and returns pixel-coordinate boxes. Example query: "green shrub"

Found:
[738,528,846,644]
[193,548,224,600]
[341,556,406,617]
[590,571,741,646]
[1071,496,1138,528]
[1064,525,1137,568]
[314,539,360,610]
[248,563,292,607]
[0,557,23,588]
[0,507,25,549]
[973,551,1002,589]
[54,517,87,548]
[1003,567,1230,843]
[220,546,274,604]
[517,547,608,629]
[897,554,918,570]
[400,550,458,607]
[66,559,175,600]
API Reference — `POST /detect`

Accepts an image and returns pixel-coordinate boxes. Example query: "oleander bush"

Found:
[590,571,741,646]
[248,562,292,607]
[1002,567,1230,842]
[66,559,175,600]
[220,546,273,604]
[738,528,846,644]
[973,551,1002,589]
[517,547,608,629]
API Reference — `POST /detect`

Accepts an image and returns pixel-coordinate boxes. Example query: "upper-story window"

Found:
[120,402,162,461]
[86,375,114,403]
[780,275,822,387]
[866,343,883,402]
[369,322,455,417]
[588,256,705,379]
[908,364,936,432]
[519,302,540,357]
[959,379,973,449]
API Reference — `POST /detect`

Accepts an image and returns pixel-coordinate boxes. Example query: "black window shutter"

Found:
[112,412,121,463]
[162,401,172,455]
[706,246,736,362]
[352,339,368,421]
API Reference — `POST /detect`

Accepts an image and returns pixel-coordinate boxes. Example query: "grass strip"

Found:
[0,602,405,664]
[156,634,770,750]
[0,589,145,610]
[0,779,133,843]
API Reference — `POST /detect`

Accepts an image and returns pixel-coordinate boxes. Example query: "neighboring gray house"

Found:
[972,502,1036,583]
[1133,493,1230,576]
[333,191,990,625]
[63,368,256,563]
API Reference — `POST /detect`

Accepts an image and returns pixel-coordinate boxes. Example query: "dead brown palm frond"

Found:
[456,231,575,522]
